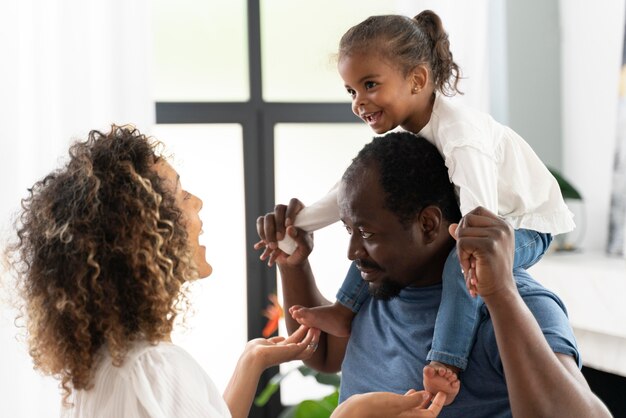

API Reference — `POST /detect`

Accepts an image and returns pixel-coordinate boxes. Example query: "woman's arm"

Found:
[223,326,320,418]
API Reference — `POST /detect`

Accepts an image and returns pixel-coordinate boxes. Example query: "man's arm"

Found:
[452,207,611,418]
[256,207,349,373]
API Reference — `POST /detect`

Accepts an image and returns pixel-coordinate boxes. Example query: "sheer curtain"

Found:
[0,1,153,416]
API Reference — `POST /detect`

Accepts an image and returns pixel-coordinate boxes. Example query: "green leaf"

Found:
[254,369,296,407]
[293,399,336,418]
[278,405,299,418]
[548,167,583,200]
[254,382,280,407]
[320,391,339,409]
[278,391,339,418]
[297,365,341,388]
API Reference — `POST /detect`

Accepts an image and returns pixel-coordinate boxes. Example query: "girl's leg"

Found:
[290,262,367,337]
[427,248,479,371]
[426,229,552,370]
[513,229,552,269]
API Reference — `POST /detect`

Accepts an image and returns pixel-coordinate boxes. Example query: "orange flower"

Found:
[262,294,284,338]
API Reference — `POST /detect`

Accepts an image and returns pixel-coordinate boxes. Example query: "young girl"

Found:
[259,10,574,404]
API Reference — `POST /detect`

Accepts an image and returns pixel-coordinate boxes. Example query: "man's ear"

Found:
[418,206,443,243]
[410,64,429,93]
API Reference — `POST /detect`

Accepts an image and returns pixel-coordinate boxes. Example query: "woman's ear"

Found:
[410,64,429,94]
[418,206,443,243]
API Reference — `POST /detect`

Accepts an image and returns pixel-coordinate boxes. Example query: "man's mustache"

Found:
[356,259,381,270]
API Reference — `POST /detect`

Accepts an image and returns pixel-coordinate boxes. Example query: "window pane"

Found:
[150,124,247,392]
[152,0,249,102]
[261,0,408,102]
[274,123,374,404]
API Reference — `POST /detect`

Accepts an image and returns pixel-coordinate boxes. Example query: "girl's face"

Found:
[155,160,213,279]
[338,51,431,134]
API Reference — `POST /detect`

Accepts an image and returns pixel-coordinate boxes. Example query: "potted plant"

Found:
[548,167,584,251]
[255,365,340,418]
[257,295,340,417]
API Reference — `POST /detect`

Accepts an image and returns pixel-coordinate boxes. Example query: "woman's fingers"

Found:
[426,392,446,414]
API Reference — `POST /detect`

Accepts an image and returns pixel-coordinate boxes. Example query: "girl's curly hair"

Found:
[9,125,196,403]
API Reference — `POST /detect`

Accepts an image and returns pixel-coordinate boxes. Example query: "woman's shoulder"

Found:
[72,341,230,417]
[94,340,206,384]
[123,341,231,415]
[127,340,204,377]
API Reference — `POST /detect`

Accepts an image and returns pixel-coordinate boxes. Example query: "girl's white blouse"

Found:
[61,341,232,418]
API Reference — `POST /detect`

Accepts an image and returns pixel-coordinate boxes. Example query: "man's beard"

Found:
[368,277,404,300]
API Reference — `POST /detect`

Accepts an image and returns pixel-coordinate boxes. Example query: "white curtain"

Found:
[0,1,154,416]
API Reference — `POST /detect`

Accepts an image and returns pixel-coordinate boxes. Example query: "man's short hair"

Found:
[343,131,461,226]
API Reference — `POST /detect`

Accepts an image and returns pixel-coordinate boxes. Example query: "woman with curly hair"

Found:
[9,125,321,418]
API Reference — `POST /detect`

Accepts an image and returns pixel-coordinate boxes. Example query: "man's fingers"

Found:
[285,198,305,227]
[256,216,266,241]
[263,213,278,247]
[273,204,287,240]
[448,223,459,240]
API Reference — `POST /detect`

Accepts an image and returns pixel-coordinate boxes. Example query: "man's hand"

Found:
[255,198,312,267]
[448,206,516,300]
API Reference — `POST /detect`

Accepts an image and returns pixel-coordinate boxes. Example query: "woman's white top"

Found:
[61,341,232,418]
[278,94,574,254]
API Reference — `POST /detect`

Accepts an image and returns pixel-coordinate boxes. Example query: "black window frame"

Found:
[155,1,356,416]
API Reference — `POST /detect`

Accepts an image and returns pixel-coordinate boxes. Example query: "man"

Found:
[257,131,610,417]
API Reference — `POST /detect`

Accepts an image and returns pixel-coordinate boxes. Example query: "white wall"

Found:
[560,0,626,251]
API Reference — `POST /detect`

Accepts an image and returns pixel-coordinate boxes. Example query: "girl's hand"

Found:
[331,390,446,418]
[245,325,321,371]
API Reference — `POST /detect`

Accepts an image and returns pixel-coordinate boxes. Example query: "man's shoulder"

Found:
[477,268,580,367]
[513,268,569,312]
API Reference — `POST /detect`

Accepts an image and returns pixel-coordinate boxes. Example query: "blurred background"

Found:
[1,0,625,417]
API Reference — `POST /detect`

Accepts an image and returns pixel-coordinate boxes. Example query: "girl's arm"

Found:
[447,147,498,216]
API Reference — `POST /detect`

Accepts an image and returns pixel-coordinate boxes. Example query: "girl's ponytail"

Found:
[414,10,462,96]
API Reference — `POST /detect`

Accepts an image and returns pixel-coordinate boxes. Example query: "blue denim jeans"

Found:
[336,228,552,370]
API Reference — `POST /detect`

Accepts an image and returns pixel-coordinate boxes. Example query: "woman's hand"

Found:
[331,390,446,418]
[224,325,321,418]
[245,325,321,371]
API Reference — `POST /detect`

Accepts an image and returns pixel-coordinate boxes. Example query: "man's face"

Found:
[338,166,438,300]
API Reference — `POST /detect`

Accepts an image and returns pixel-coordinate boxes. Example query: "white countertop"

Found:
[528,251,626,376]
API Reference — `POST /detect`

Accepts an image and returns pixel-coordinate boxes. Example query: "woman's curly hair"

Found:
[9,125,196,403]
